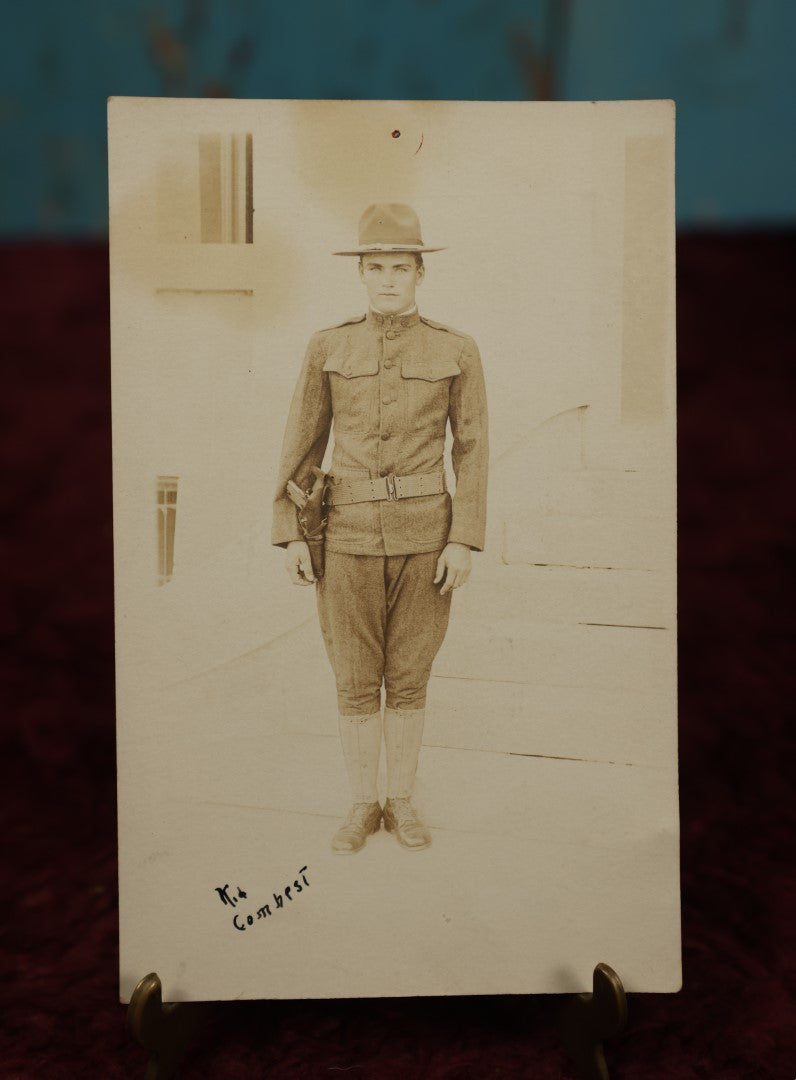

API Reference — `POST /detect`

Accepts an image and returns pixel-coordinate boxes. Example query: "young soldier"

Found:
[272,203,488,854]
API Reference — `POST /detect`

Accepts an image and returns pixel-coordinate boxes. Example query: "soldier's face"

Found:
[359,253,424,314]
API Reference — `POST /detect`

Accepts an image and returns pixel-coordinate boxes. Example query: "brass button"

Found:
[381,432,391,441]
[382,395,392,405]
[383,359,394,369]
[385,329,397,340]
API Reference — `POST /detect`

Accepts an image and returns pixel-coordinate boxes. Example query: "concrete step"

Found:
[189,649,673,772]
[457,560,674,627]
[415,740,678,847]
[423,675,675,768]
[501,511,675,570]
[435,615,676,694]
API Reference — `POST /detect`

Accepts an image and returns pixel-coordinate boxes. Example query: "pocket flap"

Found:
[323,346,378,379]
[400,356,461,382]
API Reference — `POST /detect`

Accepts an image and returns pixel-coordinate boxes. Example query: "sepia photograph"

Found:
[109,97,680,1002]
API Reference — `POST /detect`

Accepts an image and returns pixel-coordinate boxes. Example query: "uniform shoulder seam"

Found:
[317,313,367,333]
[419,315,471,340]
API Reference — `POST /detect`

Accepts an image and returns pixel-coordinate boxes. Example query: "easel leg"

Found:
[127,972,213,1080]
[558,963,628,1080]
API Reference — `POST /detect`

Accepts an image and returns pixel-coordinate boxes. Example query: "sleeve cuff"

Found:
[272,504,303,547]
[446,531,484,553]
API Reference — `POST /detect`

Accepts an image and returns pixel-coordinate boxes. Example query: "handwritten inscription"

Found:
[214,867,309,932]
[215,884,247,907]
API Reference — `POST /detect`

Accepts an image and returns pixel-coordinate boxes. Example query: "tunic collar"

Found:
[366,306,421,330]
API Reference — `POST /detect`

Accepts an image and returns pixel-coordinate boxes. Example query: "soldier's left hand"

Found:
[434,543,472,595]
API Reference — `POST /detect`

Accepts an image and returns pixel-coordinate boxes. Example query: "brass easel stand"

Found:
[128,964,627,1079]
[127,973,214,1080]
[558,963,628,1079]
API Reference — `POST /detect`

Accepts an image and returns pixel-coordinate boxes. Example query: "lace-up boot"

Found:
[331,801,382,854]
[383,797,431,850]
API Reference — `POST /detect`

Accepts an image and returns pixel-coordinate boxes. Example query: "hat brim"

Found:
[333,244,446,256]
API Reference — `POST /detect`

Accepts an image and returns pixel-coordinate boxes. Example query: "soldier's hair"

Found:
[359,253,424,270]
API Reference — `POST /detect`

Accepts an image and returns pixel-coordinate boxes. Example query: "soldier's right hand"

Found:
[285,540,315,585]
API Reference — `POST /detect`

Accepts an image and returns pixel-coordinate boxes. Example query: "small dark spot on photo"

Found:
[391,129,401,138]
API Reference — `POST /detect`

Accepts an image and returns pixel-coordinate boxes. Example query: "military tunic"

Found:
[272,306,488,716]
[272,307,488,555]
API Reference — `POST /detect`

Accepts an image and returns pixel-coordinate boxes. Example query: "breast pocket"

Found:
[400,356,461,433]
[323,355,379,433]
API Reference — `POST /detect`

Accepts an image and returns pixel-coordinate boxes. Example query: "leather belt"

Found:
[327,470,446,507]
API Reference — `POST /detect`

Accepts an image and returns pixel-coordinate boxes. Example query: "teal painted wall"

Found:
[2,0,794,234]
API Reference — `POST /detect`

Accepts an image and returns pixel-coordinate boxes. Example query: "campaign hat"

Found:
[333,203,445,256]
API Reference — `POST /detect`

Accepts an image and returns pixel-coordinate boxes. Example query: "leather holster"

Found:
[297,467,328,579]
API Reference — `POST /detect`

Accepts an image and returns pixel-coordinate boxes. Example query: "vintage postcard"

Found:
[109,97,680,1001]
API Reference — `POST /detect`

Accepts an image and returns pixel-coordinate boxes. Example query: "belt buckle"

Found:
[385,473,398,500]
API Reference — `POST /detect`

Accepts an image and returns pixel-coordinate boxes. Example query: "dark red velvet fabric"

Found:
[1,236,793,1077]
